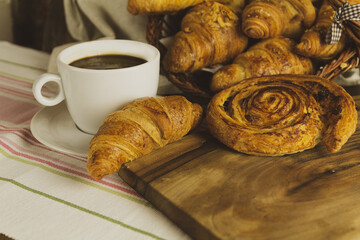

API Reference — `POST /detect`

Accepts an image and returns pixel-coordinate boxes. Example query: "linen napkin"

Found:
[0,41,189,240]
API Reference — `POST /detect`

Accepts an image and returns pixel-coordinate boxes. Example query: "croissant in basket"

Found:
[87,95,203,180]
[219,0,246,12]
[295,0,348,61]
[241,0,316,39]
[210,37,314,92]
[163,1,248,73]
[127,0,246,15]
[127,0,203,15]
[206,74,358,156]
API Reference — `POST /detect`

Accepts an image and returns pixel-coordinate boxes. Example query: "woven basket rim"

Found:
[146,3,360,100]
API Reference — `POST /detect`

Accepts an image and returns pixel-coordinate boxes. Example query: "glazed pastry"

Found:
[294,0,350,61]
[207,74,358,156]
[220,0,246,12]
[242,0,316,39]
[163,1,248,73]
[210,37,314,92]
[127,0,245,15]
[127,0,204,15]
[87,95,203,180]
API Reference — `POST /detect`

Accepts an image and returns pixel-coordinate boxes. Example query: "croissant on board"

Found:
[210,37,314,92]
[127,0,246,15]
[87,95,203,180]
[206,74,358,156]
[294,0,346,61]
[163,1,248,73]
[241,0,316,39]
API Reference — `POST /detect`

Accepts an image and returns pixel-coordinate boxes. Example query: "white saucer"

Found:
[30,102,93,157]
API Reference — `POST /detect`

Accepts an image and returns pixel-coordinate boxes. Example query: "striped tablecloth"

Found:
[0,41,189,240]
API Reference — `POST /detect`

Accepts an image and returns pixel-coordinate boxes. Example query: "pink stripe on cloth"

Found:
[0,96,41,125]
[0,85,34,99]
[2,135,87,172]
[0,125,87,162]
[0,127,133,190]
[0,73,32,87]
[0,74,56,96]
[0,139,141,197]
[0,81,57,100]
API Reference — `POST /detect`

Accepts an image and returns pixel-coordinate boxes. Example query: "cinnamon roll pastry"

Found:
[206,74,358,156]
[241,0,316,39]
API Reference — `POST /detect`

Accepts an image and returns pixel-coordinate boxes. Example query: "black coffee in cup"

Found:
[69,54,147,70]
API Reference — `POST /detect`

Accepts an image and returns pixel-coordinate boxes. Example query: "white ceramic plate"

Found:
[30,102,93,157]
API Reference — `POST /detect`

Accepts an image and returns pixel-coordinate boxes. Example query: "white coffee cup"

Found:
[33,39,160,134]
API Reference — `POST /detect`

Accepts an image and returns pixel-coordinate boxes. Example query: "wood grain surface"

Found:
[119,96,360,240]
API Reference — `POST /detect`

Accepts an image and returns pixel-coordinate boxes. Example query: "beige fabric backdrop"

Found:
[48,0,179,95]
[63,0,148,42]
[0,0,13,42]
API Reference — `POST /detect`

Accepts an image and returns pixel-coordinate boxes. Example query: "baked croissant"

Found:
[163,1,248,73]
[242,0,316,39]
[127,0,204,15]
[207,74,358,156]
[127,0,245,15]
[220,0,246,12]
[210,37,314,92]
[294,0,349,61]
[87,95,203,180]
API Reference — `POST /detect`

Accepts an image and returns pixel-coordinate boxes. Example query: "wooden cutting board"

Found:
[119,95,360,240]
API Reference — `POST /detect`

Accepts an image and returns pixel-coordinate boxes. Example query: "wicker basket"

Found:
[145,0,360,100]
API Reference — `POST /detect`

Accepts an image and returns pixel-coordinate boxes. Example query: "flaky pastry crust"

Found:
[211,37,314,92]
[87,96,203,180]
[127,0,245,15]
[242,0,316,39]
[163,1,248,73]
[295,0,348,61]
[206,74,358,156]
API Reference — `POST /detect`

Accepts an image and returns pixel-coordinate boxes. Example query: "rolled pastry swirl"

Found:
[206,74,358,156]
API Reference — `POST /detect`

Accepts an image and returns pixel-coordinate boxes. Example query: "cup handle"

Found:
[32,73,65,106]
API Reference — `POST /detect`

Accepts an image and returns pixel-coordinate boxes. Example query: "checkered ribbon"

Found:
[326,1,360,44]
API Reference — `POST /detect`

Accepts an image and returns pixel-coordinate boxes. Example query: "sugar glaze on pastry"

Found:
[206,74,358,156]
